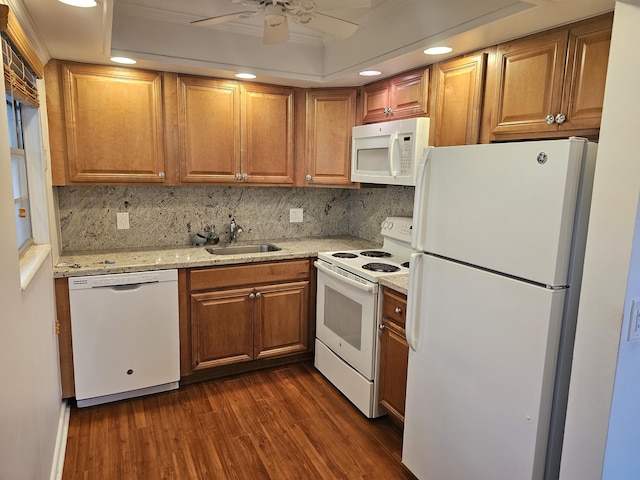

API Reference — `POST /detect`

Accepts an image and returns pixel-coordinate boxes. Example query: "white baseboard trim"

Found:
[50,400,70,480]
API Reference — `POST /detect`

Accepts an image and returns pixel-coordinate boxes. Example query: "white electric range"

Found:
[314,217,414,418]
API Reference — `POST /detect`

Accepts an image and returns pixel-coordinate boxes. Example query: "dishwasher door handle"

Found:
[92,281,159,291]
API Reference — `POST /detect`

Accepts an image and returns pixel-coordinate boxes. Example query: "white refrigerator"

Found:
[403,138,597,480]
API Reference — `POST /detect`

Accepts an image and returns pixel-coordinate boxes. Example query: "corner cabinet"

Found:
[173,74,295,185]
[378,288,409,426]
[301,88,358,187]
[361,67,430,124]
[45,60,168,185]
[488,13,612,140]
[185,260,312,377]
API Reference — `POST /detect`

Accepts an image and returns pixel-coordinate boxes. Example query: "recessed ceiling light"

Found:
[359,70,382,77]
[110,57,137,65]
[58,0,98,7]
[424,46,453,55]
[235,73,257,79]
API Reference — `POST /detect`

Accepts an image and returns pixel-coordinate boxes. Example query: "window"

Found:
[7,93,31,251]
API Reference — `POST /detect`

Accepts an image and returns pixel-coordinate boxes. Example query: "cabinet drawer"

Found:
[190,259,310,291]
[382,288,407,328]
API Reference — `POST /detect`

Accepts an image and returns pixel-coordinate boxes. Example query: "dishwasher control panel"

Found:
[68,269,177,289]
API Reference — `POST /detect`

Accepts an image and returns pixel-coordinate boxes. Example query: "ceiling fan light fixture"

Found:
[264,4,285,27]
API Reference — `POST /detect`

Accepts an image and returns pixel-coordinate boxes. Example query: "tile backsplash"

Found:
[57,185,415,252]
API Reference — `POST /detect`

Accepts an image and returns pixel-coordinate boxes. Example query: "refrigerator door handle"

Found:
[412,147,433,251]
[406,252,424,351]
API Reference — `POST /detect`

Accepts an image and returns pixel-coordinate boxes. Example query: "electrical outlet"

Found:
[116,212,130,230]
[290,208,303,223]
[628,298,640,341]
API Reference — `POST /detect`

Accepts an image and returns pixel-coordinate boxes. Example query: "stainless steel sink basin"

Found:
[205,243,281,255]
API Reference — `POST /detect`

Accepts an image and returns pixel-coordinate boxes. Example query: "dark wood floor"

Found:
[63,362,416,479]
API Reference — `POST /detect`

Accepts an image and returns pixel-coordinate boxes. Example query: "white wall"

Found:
[0,44,63,480]
[560,1,640,478]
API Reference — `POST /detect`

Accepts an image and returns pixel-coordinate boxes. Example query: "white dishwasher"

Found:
[68,269,180,407]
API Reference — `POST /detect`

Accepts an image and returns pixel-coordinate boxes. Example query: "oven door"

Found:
[315,261,378,380]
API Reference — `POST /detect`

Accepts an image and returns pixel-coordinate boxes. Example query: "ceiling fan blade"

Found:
[263,16,290,44]
[314,0,372,11]
[294,12,359,38]
[191,11,257,27]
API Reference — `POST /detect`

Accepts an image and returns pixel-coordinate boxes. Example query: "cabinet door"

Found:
[378,320,409,424]
[254,281,310,360]
[390,67,430,119]
[190,287,254,370]
[491,30,569,137]
[241,83,295,185]
[61,63,167,183]
[176,76,241,183]
[559,14,612,131]
[304,88,357,187]
[362,80,391,124]
[433,53,486,146]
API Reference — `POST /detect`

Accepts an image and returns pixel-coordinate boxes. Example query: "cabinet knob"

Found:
[235,173,242,180]
[158,171,165,179]
[379,324,385,331]
[305,174,312,182]
[394,307,403,314]
[255,292,262,298]
[545,114,556,125]
[555,113,566,124]
[249,293,255,299]
[242,173,249,180]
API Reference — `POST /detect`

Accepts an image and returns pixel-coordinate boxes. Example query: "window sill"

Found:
[19,244,52,290]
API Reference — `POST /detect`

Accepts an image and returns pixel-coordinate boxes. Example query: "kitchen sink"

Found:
[205,243,281,255]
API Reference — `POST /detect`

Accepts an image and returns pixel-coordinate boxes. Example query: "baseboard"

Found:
[50,400,70,480]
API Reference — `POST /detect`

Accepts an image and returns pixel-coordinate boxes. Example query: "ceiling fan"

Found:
[191,0,373,45]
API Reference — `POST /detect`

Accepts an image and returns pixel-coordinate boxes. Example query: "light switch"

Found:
[117,212,130,230]
[628,298,640,341]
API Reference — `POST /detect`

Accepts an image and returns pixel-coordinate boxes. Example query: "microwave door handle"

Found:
[389,133,399,177]
[314,261,377,293]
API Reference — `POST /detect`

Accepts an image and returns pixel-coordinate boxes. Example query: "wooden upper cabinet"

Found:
[433,52,487,146]
[489,13,612,139]
[303,88,358,187]
[241,83,295,185]
[176,75,241,183]
[46,61,167,184]
[362,67,430,123]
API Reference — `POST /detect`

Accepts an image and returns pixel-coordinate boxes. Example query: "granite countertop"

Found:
[379,275,409,296]
[53,236,379,278]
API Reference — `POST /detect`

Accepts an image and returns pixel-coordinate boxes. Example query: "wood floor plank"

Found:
[62,362,416,479]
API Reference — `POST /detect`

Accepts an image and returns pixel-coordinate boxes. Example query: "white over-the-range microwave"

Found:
[351,117,431,186]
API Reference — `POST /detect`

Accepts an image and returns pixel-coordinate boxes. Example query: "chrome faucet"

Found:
[230,218,243,244]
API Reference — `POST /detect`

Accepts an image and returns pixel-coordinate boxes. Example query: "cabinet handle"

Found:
[555,113,566,124]
[305,174,312,182]
[242,173,249,180]
[545,114,556,125]
[255,292,262,298]
[158,171,165,179]
[235,173,242,180]
[379,324,385,331]
[394,307,403,314]
[249,293,255,299]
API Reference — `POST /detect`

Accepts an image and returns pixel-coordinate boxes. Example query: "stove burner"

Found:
[332,252,359,259]
[401,262,410,268]
[362,262,401,273]
[360,250,392,258]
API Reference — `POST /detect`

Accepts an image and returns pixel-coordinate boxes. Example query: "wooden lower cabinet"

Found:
[185,260,313,378]
[378,287,409,426]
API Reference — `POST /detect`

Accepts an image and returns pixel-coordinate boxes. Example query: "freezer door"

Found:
[403,255,566,480]
[412,138,592,286]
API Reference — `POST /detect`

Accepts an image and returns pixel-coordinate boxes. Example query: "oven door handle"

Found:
[314,261,377,293]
